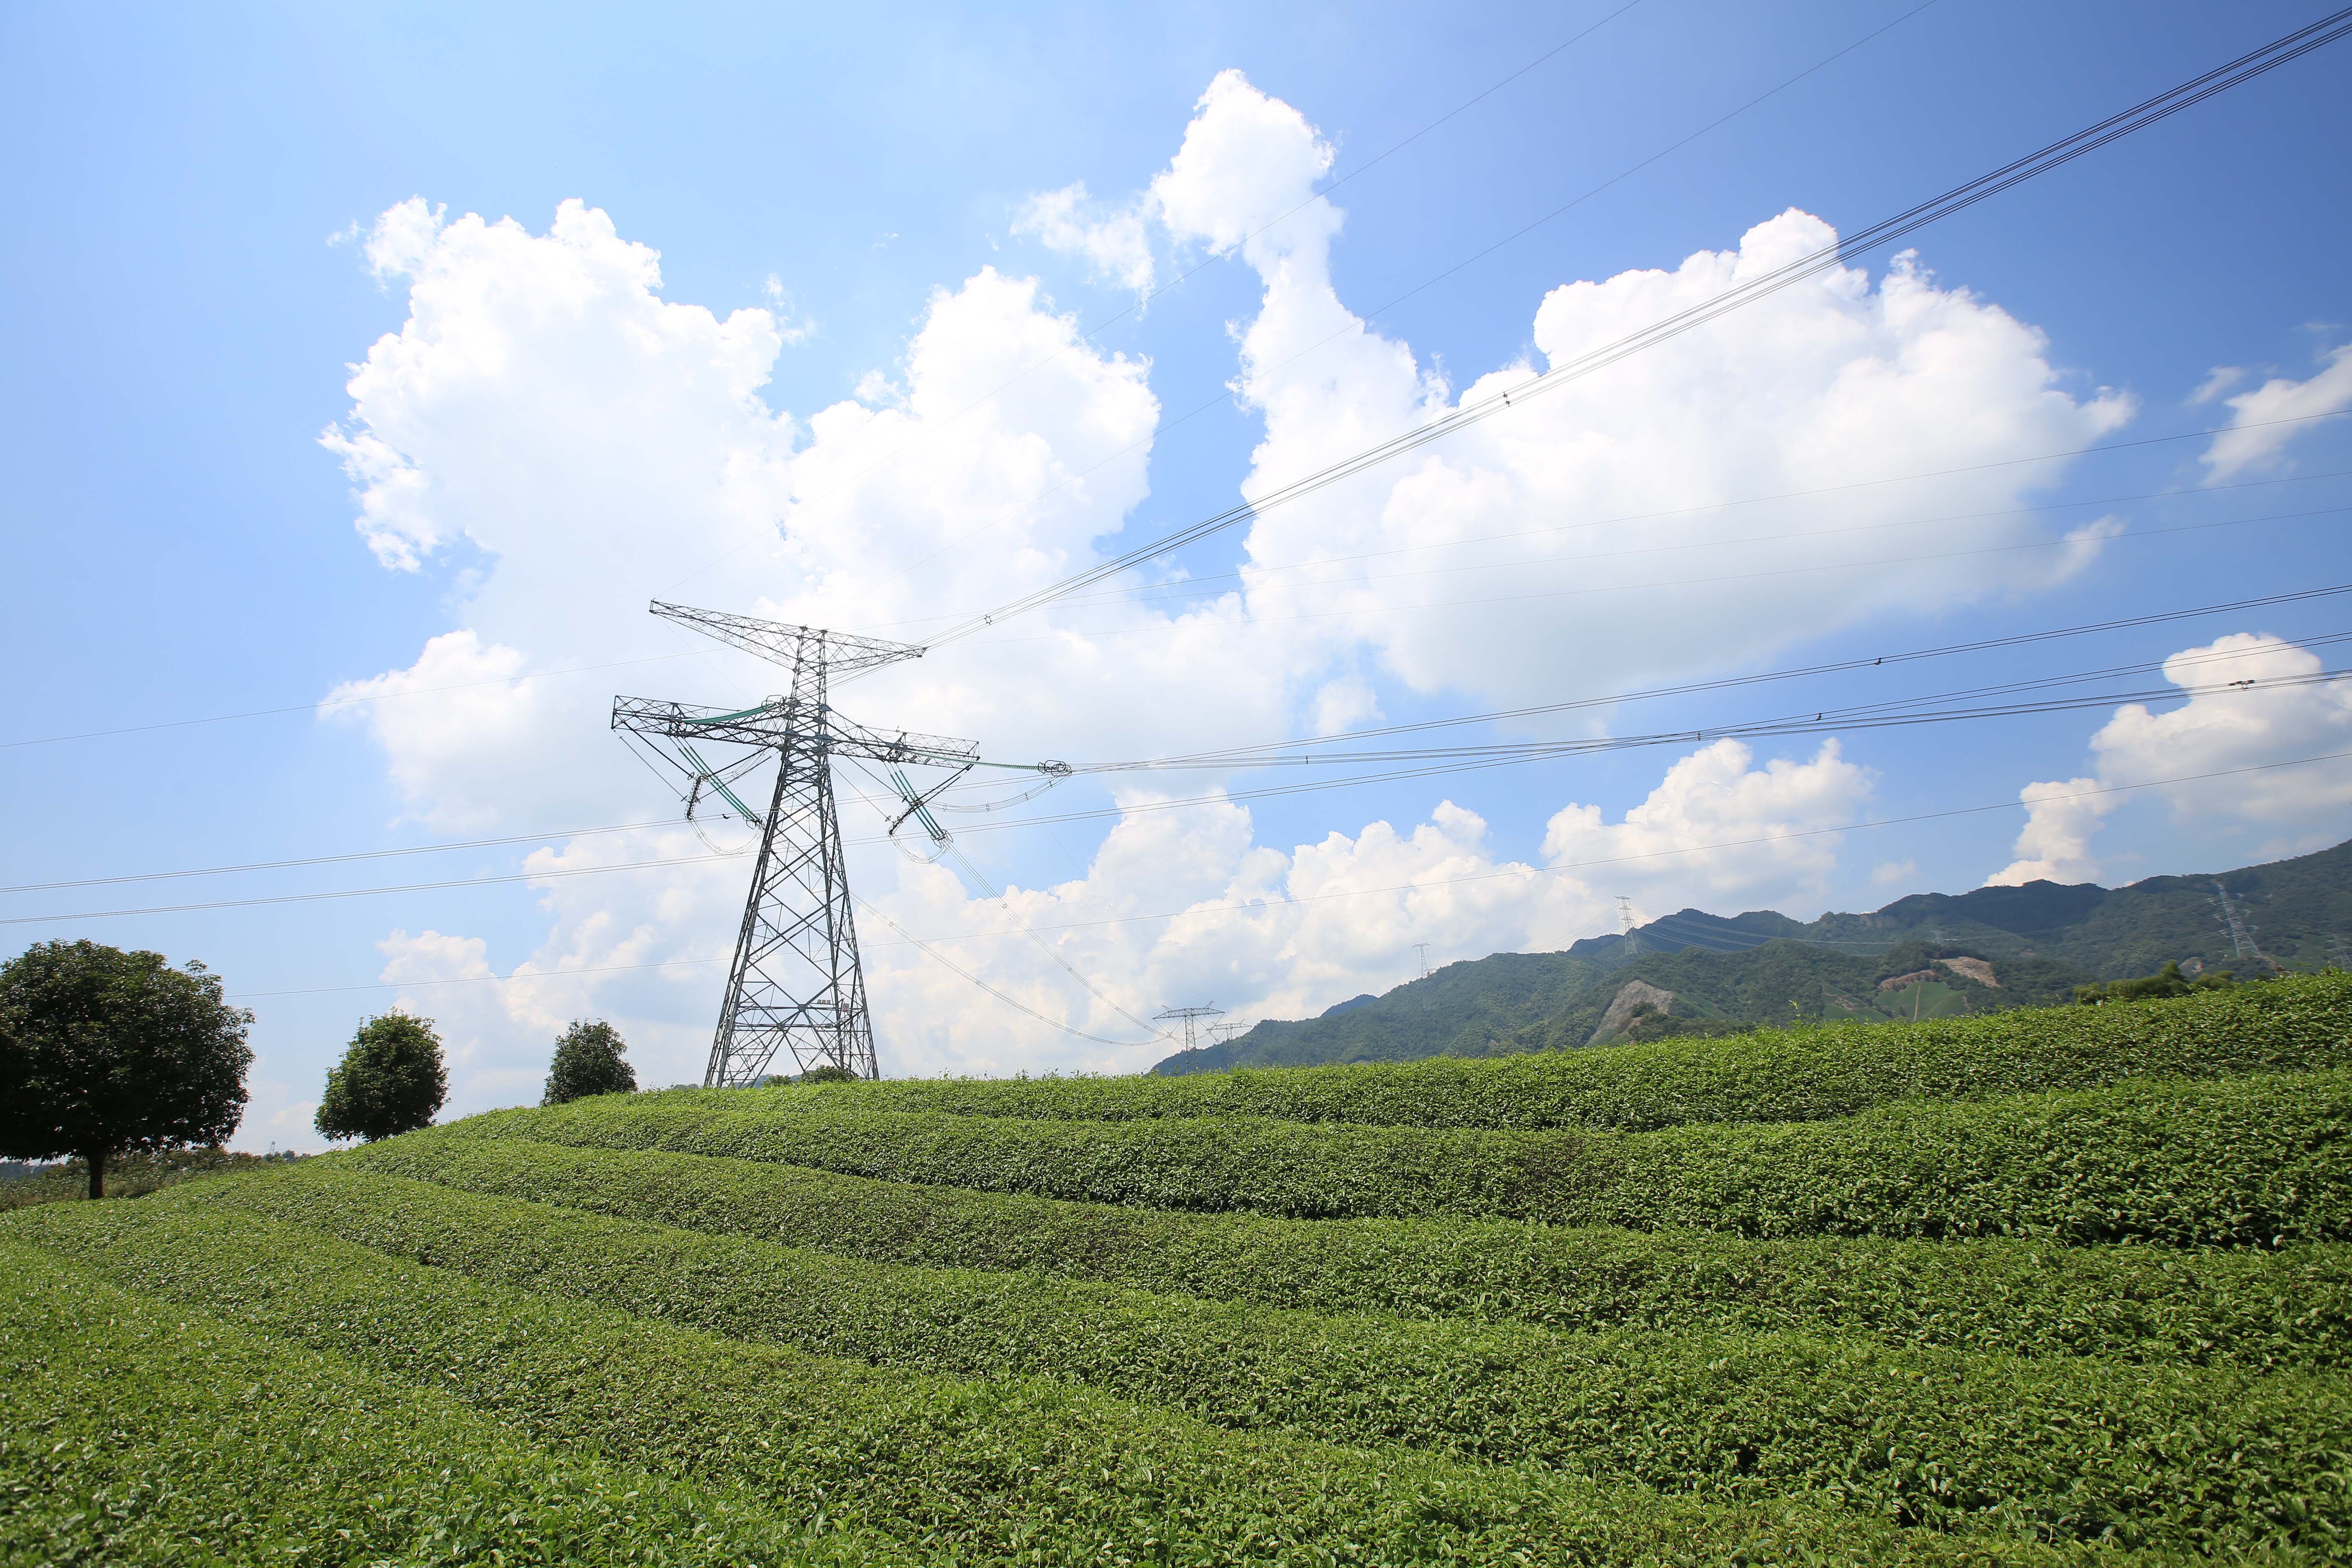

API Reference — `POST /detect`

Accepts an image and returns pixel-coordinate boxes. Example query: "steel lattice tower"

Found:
[614,601,977,1085]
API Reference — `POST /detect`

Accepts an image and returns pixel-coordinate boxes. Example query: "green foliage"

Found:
[0,938,253,1198]
[315,1012,446,1143]
[347,1134,2352,1370]
[800,974,2352,1132]
[172,1159,2352,1539]
[0,1239,857,1566]
[6,1195,2124,1565]
[1615,1000,1756,1042]
[0,1147,301,1212]
[1156,949,1609,1074]
[16,951,2352,1562]
[2076,960,2239,1006]
[797,1064,860,1084]
[443,1067,2352,1242]
[542,1019,637,1105]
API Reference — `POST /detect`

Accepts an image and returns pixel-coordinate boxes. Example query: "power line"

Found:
[1089,635,2352,772]
[216,750,2352,991]
[921,13,2352,648]
[875,750,2352,950]
[13,415,2341,761]
[953,501,2347,650]
[1067,663,2352,775]
[855,461,2352,631]
[1096,582,2352,763]
[14,586,2343,898]
[0,819,691,895]
[227,955,725,1002]
[13,667,2343,928]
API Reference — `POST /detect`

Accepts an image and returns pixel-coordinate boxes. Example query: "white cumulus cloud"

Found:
[1987,633,2352,885]
[1013,182,1156,294]
[1137,72,2136,712]
[2201,342,2352,481]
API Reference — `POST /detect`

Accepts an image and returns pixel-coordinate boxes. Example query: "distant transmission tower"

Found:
[1155,1003,1225,1054]
[2212,880,2265,965]
[1207,1018,1250,1046]
[2329,933,2351,971]
[1617,895,1640,953]
[613,601,984,1086]
[1413,942,1432,980]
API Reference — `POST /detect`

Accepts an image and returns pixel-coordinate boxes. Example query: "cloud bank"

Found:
[307,70,2152,1117]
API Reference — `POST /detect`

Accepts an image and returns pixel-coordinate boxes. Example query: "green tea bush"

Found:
[177,1160,2352,1526]
[347,1134,2352,1368]
[732,974,2352,1131]
[0,1239,858,1566]
[443,1068,2352,1243]
[2,1196,2138,1565]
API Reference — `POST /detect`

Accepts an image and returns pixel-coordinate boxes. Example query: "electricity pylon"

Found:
[614,601,978,1086]
[1154,1003,1224,1053]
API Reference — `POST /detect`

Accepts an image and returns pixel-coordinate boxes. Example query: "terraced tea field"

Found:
[8,977,2352,1564]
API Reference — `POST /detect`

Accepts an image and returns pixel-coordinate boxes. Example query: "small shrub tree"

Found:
[315,1013,446,1142]
[542,1019,636,1105]
[799,1064,861,1084]
[0,939,254,1198]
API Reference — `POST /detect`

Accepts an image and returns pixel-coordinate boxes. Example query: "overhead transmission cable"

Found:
[1091,587,2352,766]
[208,750,2352,1000]
[196,749,2352,980]
[963,468,2352,623]
[1056,662,2352,776]
[13,581,2348,898]
[849,411,2350,636]
[12,670,2345,929]
[9,413,2339,758]
[956,501,2348,652]
[950,503,2333,648]
[916,11,2352,651]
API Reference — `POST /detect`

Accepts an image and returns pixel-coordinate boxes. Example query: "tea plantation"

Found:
[8,978,2352,1564]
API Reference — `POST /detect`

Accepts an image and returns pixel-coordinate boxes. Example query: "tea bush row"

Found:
[348,1134,2352,1368]
[0,1239,854,1567]
[184,1159,2352,1530]
[446,1068,2352,1243]
[1,1197,2131,1567]
[731,976,2352,1131]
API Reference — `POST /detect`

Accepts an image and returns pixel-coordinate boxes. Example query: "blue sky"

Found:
[4,0,2350,1143]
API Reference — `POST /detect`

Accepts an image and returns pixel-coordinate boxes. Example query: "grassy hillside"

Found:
[1155,948,1605,1074]
[10,984,2352,1561]
[1163,836,2350,1074]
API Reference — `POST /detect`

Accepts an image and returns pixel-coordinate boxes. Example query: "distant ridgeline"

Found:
[1152,837,2352,1076]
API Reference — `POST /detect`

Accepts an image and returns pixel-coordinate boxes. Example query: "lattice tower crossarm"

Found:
[615,603,972,1087]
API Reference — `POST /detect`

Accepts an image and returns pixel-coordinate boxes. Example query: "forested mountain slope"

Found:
[1154,838,2350,1074]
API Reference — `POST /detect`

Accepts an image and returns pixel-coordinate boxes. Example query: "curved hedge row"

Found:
[445,1068,2352,1243]
[348,1134,2352,1368]
[179,1159,2352,1531]
[0,1240,847,1567]
[2,1197,2127,1566]
[742,974,2352,1131]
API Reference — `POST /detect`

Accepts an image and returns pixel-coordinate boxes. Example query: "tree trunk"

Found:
[85,1148,105,1200]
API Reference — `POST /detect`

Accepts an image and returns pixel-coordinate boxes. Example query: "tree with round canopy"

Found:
[315,1012,447,1143]
[0,939,254,1199]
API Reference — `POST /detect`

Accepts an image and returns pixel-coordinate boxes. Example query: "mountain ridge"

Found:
[1151,837,2352,1075]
